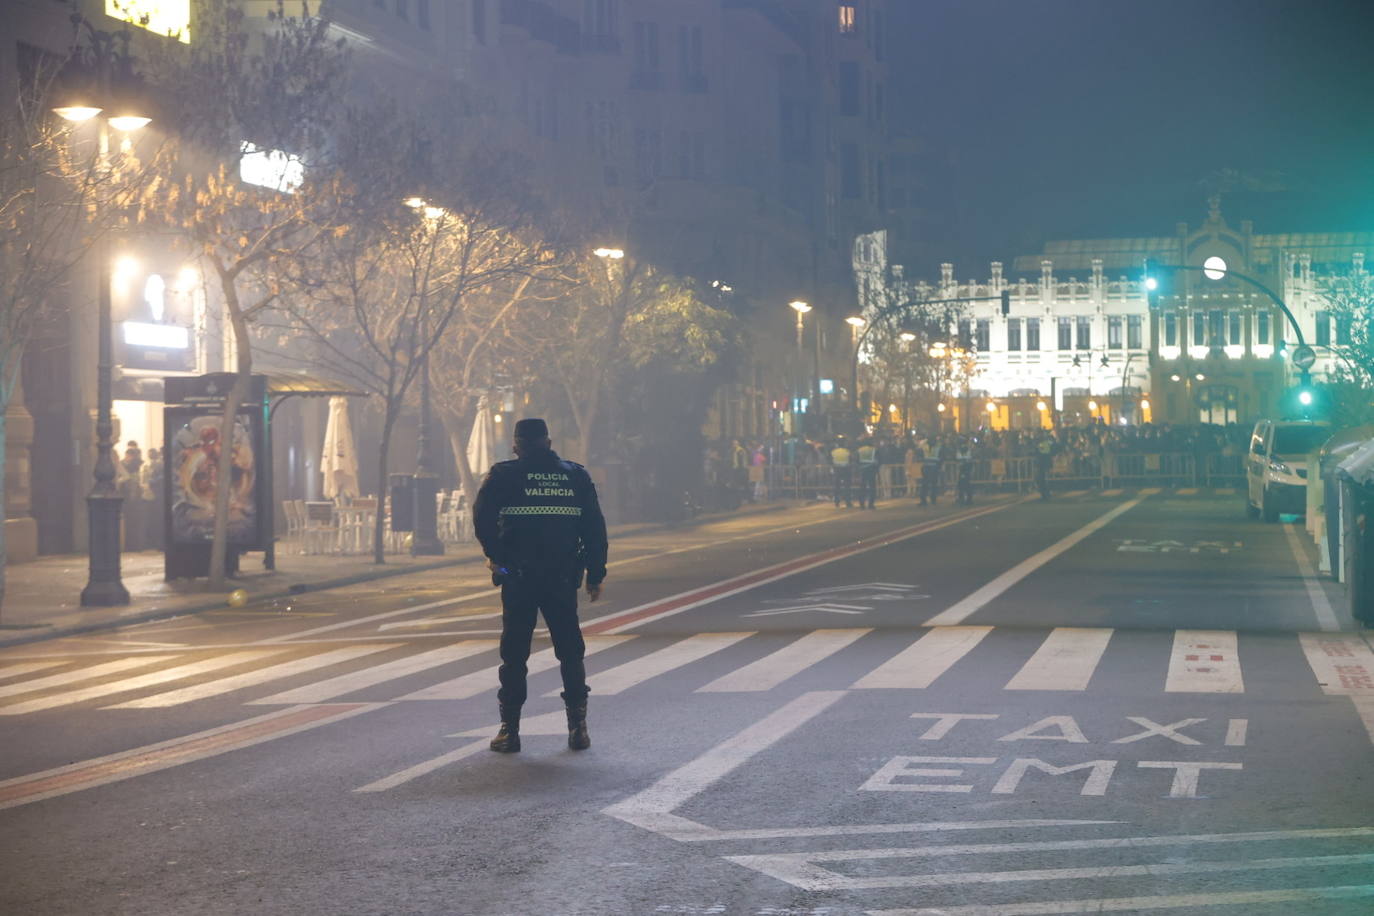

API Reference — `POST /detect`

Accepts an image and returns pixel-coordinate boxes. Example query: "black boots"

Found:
[566,703,590,751]
[489,705,521,753]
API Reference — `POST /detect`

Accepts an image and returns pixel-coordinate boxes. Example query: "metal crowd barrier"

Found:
[763,452,1247,501]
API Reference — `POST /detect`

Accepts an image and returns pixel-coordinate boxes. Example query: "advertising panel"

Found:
[165,407,263,547]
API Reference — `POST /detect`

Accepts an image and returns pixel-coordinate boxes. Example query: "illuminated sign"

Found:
[105,1,190,44]
[123,321,190,349]
[239,142,304,193]
[818,379,835,394]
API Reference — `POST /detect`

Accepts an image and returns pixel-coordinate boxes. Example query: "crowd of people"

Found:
[701,421,1252,509]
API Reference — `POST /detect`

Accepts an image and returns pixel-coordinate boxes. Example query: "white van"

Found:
[1246,419,1330,521]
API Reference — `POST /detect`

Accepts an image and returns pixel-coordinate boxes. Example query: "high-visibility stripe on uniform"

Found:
[499,505,582,517]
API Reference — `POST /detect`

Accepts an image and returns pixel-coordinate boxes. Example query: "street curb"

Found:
[0,500,799,650]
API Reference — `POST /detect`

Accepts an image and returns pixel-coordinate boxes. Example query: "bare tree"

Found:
[139,2,348,584]
[1317,266,1374,427]
[270,102,549,563]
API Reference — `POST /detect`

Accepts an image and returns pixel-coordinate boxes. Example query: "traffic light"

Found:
[1279,380,1330,420]
[1000,289,1011,316]
[1143,259,1163,310]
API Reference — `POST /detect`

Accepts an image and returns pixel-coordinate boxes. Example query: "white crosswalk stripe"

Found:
[1165,629,1243,693]
[697,628,871,693]
[106,645,400,709]
[249,641,497,705]
[549,631,754,696]
[0,651,284,715]
[0,660,66,680]
[396,635,633,701]
[851,626,993,689]
[0,656,177,700]
[1005,628,1113,691]
[1,625,1364,716]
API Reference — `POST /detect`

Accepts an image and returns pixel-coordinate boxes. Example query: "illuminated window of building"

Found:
[1076,316,1091,350]
[839,3,857,35]
[1193,312,1206,346]
[1315,310,1330,346]
[1108,316,1122,349]
[105,1,190,43]
[1007,318,1021,352]
[1228,311,1242,345]
[976,319,990,352]
[1337,315,1353,346]
[1165,313,1178,347]
[1127,315,1142,349]
[1257,311,1270,345]
[1026,318,1040,350]
[1057,317,1072,350]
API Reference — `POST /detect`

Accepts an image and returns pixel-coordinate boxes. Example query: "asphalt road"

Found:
[2,487,1372,915]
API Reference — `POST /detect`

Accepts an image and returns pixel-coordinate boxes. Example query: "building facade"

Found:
[898,201,1373,431]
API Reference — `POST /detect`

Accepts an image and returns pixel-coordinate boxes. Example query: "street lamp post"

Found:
[407,197,446,556]
[55,104,149,606]
[789,300,811,425]
[846,315,865,416]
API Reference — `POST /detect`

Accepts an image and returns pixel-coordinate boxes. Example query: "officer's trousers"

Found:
[833,466,854,506]
[859,466,879,508]
[498,574,588,709]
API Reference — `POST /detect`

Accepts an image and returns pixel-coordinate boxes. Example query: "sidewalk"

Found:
[0,500,797,648]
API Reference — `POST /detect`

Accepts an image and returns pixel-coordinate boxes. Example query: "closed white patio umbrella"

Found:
[467,396,501,480]
[321,396,360,500]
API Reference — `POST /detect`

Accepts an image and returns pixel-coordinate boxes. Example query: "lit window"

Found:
[105,0,189,43]
[239,142,305,193]
[839,3,857,34]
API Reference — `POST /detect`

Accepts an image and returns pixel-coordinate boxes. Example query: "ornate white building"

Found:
[897,202,1374,429]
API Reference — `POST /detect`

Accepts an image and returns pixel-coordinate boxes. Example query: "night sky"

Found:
[894,0,1374,273]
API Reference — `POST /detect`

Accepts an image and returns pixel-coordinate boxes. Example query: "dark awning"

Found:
[261,369,367,399]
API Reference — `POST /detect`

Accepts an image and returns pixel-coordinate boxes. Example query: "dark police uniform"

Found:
[473,432,608,750]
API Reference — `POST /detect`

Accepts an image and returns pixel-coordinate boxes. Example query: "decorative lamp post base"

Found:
[81,493,130,606]
[410,473,445,557]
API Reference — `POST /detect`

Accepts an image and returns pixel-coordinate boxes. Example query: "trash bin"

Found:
[1335,438,1374,625]
[389,473,414,531]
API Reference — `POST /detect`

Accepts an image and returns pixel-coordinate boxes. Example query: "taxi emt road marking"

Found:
[585,499,1021,635]
[0,703,380,811]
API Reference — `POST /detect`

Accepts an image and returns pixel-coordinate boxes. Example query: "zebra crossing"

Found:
[0,625,1370,720]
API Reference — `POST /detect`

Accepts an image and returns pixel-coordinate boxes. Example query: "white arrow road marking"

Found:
[807,583,919,594]
[744,604,870,618]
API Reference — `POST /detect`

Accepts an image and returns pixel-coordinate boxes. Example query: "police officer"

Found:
[856,438,879,509]
[473,418,608,753]
[830,438,854,508]
[919,436,943,505]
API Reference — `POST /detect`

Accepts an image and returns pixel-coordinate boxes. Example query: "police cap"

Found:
[513,418,549,440]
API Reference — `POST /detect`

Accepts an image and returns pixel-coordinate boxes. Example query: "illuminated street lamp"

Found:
[594,247,625,259]
[55,98,151,606]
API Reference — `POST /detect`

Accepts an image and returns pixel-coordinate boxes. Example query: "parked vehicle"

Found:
[1246,419,1331,522]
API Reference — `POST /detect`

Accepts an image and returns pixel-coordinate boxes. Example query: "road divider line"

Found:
[729,849,1374,892]
[547,631,754,697]
[851,627,992,689]
[0,703,380,811]
[697,628,871,693]
[923,497,1144,626]
[586,500,1019,635]
[868,884,1374,915]
[1165,630,1243,693]
[603,690,847,840]
[354,739,489,793]
[1004,627,1113,691]
[1283,521,1341,631]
